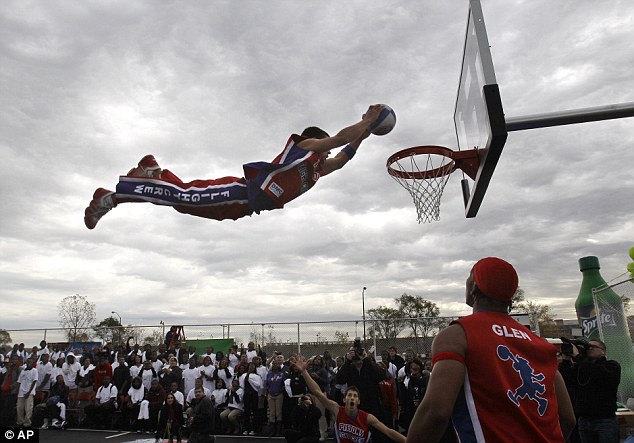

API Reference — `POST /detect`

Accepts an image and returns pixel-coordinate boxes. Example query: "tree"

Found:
[0,329,12,347]
[144,330,164,346]
[249,324,281,347]
[510,288,526,311]
[511,289,557,336]
[93,316,134,345]
[58,294,96,343]
[395,294,442,352]
[334,330,350,344]
[366,306,406,339]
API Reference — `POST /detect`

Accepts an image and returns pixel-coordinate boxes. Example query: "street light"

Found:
[362,287,367,342]
[111,311,122,325]
[111,311,123,345]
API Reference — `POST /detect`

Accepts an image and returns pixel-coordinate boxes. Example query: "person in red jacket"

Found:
[92,357,113,392]
[377,361,398,429]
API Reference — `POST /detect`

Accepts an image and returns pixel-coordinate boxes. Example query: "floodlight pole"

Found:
[362,287,367,343]
[112,311,123,344]
[506,102,634,132]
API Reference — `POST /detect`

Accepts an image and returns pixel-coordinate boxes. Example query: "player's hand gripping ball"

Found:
[368,104,397,135]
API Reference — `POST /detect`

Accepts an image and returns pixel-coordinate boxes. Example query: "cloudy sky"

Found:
[1,1,633,343]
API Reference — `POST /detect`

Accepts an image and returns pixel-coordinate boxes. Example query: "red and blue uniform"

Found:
[335,407,371,443]
[450,312,565,443]
[115,135,323,221]
[243,134,323,213]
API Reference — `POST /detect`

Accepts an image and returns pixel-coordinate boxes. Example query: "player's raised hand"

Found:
[292,357,308,372]
[362,104,383,124]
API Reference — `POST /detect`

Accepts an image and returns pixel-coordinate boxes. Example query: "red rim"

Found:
[386,146,458,180]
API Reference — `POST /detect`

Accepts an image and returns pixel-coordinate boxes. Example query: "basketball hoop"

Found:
[386,146,480,223]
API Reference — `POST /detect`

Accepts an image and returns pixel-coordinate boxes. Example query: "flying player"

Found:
[294,358,406,443]
[84,104,385,229]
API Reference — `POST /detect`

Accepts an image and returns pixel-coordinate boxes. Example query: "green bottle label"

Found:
[577,304,601,339]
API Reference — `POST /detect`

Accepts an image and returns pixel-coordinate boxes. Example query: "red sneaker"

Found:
[84,188,116,229]
[127,155,162,177]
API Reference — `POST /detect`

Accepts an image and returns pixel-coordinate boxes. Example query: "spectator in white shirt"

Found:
[244,342,258,363]
[220,379,244,435]
[16,358,38,427]
[50,345,65,362]
[201,346,217,366]
[129,355,143,380]
[37,341,50,362]
[62,353,80,391]
[182,357,200,397]
[168,381,184,407]
[50,357,65,390]
[36,353,53,394]
[85,376,118,429]
[199,355,215,392]
[213,358,234,390]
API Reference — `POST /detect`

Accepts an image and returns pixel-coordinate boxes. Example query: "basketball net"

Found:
[388,153,453,223]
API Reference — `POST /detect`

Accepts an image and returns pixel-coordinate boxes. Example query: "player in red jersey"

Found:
[84,104,384,229]
[406,257,576,443]
[294,358,405,443]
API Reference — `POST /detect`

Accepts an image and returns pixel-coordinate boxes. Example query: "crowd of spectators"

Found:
[0,333,436,442]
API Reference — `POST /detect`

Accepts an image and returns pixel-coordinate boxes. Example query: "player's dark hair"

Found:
[346,385,361,399]
[301,126,329,139]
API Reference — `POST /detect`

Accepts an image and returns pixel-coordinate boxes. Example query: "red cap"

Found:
[472,257,519,301]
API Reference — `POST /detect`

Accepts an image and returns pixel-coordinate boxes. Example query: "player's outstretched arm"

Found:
[294,359,340,417]
[298,104,383,154]
[367,414,406,443]
[321,130,370,176]
[406,324,466,443]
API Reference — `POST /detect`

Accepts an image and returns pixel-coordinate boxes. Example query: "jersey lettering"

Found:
[492,324,532,340]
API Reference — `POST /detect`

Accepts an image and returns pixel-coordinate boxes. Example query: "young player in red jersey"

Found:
[84,104,384,229]
[294,358,405,443]
[406,257,576,443]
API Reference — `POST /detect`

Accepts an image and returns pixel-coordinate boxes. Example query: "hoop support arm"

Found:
[506,102,634,132]
[451,149,480,181]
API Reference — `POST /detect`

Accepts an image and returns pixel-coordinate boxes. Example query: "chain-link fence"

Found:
[2,317,460,360]
[594,277,634,404]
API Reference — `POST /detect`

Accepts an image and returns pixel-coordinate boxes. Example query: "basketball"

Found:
[369,105,397,135]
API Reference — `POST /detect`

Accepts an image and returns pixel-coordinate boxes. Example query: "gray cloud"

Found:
[1,1,633,340]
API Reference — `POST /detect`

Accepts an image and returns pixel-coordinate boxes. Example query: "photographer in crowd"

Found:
[283,394,321,443]
[559,338,621,443]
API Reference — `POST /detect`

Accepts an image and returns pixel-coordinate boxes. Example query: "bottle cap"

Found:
[579,256,600,271]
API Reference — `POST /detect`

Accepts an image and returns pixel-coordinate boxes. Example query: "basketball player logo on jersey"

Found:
[497,345,548,416]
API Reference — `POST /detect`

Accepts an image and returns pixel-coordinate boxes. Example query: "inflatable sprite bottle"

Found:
[576,255,634,403]
[576,256,604,339]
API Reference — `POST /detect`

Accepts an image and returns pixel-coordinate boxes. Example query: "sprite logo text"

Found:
[580,312,616,336]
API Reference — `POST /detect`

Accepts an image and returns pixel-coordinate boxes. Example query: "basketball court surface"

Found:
[38,429,282,443]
